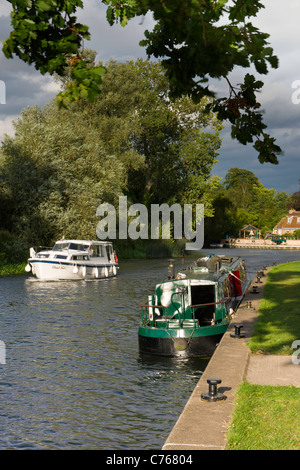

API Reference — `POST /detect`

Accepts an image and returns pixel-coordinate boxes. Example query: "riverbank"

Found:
[247,262,300,355]
[222,238,300,249]
[0,262,27,276]
[162,261,300,450]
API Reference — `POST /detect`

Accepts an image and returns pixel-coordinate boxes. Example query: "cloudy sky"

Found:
[0,0,300,195]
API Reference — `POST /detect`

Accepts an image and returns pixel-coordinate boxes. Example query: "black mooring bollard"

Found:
[201,378,226,402]
[256,275,262,283]
[250,285,259,294]
[230,323,245,338]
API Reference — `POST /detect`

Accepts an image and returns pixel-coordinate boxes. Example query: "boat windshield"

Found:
[53,242,90,251]
[53,243,70,251]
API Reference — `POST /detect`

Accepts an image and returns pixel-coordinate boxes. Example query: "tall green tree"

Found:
[289,189,300,210]
[0,58,223,245]
[204,192,238,244]
[125,60,223,207]
[223,167,261,210]
[222,168,290,231]
[58,58,223,208]
[0,104,124,244]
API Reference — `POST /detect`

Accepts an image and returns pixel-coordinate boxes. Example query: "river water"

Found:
[0,248,300,450]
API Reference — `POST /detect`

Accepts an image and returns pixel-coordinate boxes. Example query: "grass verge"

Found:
[247,261,300,355]
[226,382,300,450]
[0,262,27,276]
[226,262,300,450]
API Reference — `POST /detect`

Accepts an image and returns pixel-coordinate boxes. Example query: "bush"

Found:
[0,231,29,264]
[293,229,300,240]
[114,238,186,259]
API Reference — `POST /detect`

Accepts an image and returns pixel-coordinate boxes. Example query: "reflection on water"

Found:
[0,249,300,449]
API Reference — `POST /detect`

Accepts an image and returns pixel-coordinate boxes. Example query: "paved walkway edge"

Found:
[162,269,267,451]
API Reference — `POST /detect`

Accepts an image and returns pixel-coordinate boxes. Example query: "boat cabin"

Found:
[141,255,247,329]
[138,254,250,357]
[34,240,115,262]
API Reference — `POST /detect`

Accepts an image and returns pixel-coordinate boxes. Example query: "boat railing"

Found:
[189,298,230,324]
[139,301,171,327]
[32,246,53,252]
[139,301,200,329]
[189,298,229,309]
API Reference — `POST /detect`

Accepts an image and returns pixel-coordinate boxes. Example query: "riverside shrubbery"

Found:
[0,231,29,275]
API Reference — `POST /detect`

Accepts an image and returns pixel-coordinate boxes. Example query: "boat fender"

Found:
[82,266,86,277]
[25,264,31,272]
[148,295,153,321]
[104,266,108,277]
[113,265,117,276]
[73,265,78,274]
[176,273,186,279]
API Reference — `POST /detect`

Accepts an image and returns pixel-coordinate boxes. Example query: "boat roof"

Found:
[54,239,113,246]
[161,255,244,284]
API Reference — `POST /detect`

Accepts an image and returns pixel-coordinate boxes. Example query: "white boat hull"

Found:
[26,239,118,281]
[29,259,117,281]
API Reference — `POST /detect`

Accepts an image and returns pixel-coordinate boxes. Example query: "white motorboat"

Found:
[25,239,118,281]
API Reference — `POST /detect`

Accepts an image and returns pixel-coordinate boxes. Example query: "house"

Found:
[273,209,300,235]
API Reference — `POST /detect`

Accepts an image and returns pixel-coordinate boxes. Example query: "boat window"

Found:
[37,254,50,259]
[54,255,67,259]
[71,255,89,261]
[53,243,69,251]
[223,278,230,297]
[68,243,89,251]
[91,245,103,257]
[238,263,246,281]
[69,243,78,250]
[105,244,113,261]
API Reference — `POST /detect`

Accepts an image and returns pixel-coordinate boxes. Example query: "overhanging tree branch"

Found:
[2,0,283,163]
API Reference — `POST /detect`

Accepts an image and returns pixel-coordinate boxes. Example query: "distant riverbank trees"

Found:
[204,168,291,245]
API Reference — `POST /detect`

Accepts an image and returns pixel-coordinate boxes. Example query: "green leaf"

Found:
[36,0,54,11]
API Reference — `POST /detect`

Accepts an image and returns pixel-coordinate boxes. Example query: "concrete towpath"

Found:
[247,354,300,387]
[162,266,300,451]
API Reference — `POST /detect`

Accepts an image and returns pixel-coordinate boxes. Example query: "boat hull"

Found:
[138,323,227,358]
[30,259,117,281]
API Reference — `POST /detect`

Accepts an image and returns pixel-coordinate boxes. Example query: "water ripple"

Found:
[1,250,300,449]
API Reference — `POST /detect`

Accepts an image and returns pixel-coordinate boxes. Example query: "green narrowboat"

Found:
[138,254,250,357]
